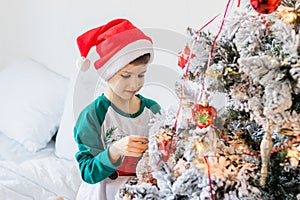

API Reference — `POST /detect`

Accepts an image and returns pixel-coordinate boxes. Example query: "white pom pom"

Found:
[76,57,91,72]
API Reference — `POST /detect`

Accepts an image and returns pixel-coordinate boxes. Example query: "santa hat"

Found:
[76,18,154,81]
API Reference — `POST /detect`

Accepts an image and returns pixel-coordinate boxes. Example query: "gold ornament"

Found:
[276,6,299,24]
[260,120,273,186]
[286,146,300,168]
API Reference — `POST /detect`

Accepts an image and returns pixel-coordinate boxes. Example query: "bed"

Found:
[0,56,183,200]
[0,58,83,200]
[0,133,81,200]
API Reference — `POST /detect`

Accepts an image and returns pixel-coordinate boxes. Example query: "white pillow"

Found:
[0,58,68,152]
[55,66,106,160]
[54,71,78,161]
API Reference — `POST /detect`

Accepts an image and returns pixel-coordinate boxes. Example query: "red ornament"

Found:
[250,0,281,14]
[158,137,176,162]
[177,46,195,69]
[148,174,157,186]
[159,139,169,161]
[192,103,217,129]
[156,130,176,162]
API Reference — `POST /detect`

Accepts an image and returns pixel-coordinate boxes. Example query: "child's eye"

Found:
[121,74,131,79]
[138,74,145,78]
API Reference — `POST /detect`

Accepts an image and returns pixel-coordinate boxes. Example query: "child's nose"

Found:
[129,77,141,88]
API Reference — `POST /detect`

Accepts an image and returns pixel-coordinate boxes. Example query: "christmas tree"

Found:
[118,0,300,199]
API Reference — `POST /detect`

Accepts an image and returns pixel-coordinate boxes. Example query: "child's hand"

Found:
[109,135,148,162]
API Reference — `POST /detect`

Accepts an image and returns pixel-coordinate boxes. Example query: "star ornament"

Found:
[192,103,217,129]
[177,46,195,69]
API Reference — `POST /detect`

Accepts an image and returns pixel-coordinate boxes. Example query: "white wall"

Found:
[0,0,236,77]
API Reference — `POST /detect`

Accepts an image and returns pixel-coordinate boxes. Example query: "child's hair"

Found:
[129,53,151,66]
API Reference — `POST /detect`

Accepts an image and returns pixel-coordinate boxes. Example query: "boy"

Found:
[74,19,160,200]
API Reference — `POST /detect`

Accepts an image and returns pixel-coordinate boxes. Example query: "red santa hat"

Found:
[76,18,154,81]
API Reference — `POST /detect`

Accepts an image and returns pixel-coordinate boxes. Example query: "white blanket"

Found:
[0,157,81,200]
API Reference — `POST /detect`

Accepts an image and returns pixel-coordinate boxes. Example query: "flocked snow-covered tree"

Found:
[118,0,300,199]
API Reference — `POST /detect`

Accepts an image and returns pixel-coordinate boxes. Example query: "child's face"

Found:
[107,63,147,100]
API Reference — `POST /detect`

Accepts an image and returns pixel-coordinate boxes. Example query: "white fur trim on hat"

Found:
[96,39,154,81]
[76,56,91,72]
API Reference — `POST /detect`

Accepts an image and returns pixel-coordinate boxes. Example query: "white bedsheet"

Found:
[0,157,81,200]
[0,132,55,163]
[0,133,81,200]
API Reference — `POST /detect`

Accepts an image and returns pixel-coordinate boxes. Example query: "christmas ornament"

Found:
[250,0,281,14]
[192,103,217,129]
[136,151,157,185]
[260,121,273,186]
[156,129,176,162]
[276,6,299,24]
[177,46,195,69]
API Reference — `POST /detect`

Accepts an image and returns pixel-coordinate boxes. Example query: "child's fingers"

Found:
[130,135,148,143]
[126,143,148,153]
[133,143,148,150]
[126,142,148,151]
